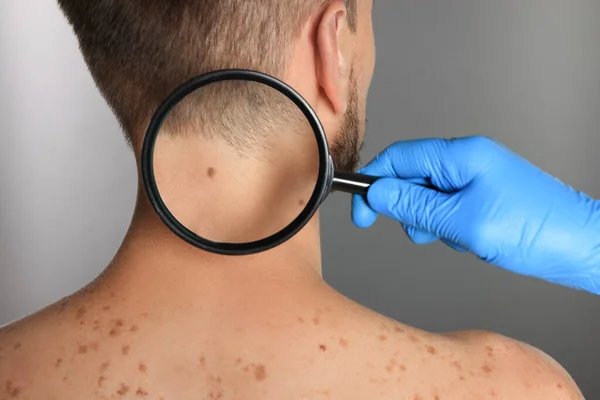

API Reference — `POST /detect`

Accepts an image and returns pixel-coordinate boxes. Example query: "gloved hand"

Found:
[353,137,600,295]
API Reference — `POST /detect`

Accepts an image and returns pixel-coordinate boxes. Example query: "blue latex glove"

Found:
[353,137,600,295]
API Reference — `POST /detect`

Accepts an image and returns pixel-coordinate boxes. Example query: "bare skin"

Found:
[0,233,584,400]
[0,0,585,399]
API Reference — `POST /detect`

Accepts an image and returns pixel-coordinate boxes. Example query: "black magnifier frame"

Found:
[141,69,377,256]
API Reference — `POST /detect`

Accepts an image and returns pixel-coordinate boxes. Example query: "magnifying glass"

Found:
[141,69,378,256]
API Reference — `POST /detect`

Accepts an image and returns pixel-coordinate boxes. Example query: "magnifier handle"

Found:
[332,171,379,196]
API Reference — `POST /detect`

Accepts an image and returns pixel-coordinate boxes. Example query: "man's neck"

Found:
[96,191,325,306]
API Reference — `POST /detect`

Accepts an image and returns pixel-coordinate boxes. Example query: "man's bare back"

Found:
[0,272,582,400]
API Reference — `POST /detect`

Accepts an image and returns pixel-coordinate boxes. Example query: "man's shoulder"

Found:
[0,297,83,394]
[444,330,584,399]
[330,297,583,399]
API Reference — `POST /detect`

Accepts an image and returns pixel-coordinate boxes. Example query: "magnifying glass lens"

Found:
[152,78,320,245]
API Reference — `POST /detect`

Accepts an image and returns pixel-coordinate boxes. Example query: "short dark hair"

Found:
[57,1,358,145]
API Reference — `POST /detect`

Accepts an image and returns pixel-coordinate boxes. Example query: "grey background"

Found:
[1,0,599,396]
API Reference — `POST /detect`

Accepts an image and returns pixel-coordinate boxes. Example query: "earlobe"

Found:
[315,1,352,115]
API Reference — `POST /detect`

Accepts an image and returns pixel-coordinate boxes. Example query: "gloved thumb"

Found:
[366,178,453,237]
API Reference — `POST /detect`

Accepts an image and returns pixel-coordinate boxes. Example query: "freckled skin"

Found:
[0,293,584,400]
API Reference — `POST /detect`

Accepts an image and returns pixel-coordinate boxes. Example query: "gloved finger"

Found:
[403,225,439,245]
[359,139,453,182]
[361,137,500,190]
[352,194,378,228]
[440,238,469,253]
[351,178,431,229]
[367,178,456,238]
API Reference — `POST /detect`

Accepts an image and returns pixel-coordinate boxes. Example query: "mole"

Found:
[75,307,86,320]
[6,381,21,398]
[110,320,125,337]
[207,168,216,178]
[138,363,147,373]
[117,383,130,396]
[319,344,327,352]
[254,365,267,381]
[55,358,63,368]
[451,361,462,371]
[298,199,306,206]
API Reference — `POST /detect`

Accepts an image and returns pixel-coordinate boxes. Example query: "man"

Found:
[0,0,584,398]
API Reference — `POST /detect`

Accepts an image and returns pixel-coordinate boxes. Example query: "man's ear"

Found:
[315,0,353,116]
